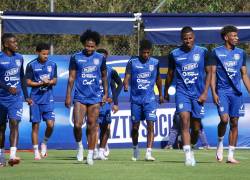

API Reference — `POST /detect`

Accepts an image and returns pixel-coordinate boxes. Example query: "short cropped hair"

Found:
[139,39,152,51]
[80,29,101,45]
[1,33,16,47]
[36,42,50,52]
[220,25,238,40]
[181,26,194,37]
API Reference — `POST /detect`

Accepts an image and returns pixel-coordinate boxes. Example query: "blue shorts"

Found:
[217,91,244,117]
[30,103,55,123]
[0,99,23,122]
[175,92,204,119]
[131,101,157,123]
[98,103,111,124]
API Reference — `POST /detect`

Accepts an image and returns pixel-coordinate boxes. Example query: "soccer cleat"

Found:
[145,153,155,161]
[41,143,48,158]
[164,145,173,150]
[93,149,98,160]
[216,147,223,162]
[86,155,94,165]
[76,147,84,162]
[185,151,196,166]
[131,147,139,161]
[34,154,41,160]
[98,151,108,160]
[8,157,21,167]
[104,144,110,157]
[0,156,6,167]
[226,158,240,164]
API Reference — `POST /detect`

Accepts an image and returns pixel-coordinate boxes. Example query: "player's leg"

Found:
[216,92,230,162]
[30,103,41,160]
[199,122,210,149]
[73,102,87,162]
[0,122,7,167]
[130,103,141,161]
[40,104,55,158]
[227,117,239,163]
[32,122,41,160]
[0,107,7,167]
[104,124,111,157]
[144,102,157,161]
[190,117,201,148]
[165,112,180,149]
[99,122,109,160]
[86,103,100,165]
[93,123,99,160]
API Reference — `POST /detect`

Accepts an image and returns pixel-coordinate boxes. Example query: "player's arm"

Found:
[123,59,132,92]
[210,51,219,105]
[48,63,57,87]
[156,63,164,104]
[0,81,9,91]
[21,61,32,105]
[111,69,122,113]
[241,52,250,93]
[198,50,212,104]
[164,53,175,101]
[26,63,45,88]
[65,56,76,108]
[101,57,108,103]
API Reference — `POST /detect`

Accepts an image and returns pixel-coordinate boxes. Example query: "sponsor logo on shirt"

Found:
[234,54,240,60]
[82,74,96,78]
[93,58,100,65]
[135,66,143,68]
[224,61,237,67]
[47,66,52,72]
[83,66,97,73]
[15,59,21,67]
[0,61,10,65]
[193,54,200,62]
[182,63,198,71]
[82,79,95,85]
[34,68,42,71]
[149,65,154,71]
[176,57,187,61]
[5,68,19,76]
[137,72,151,78]
[78,59,87,62]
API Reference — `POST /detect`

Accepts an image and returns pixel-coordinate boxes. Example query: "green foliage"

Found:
[1,0,250,55]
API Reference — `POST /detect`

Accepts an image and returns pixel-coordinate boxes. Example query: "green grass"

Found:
[0,149,249,180]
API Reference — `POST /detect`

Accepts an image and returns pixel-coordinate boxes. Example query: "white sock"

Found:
[228,146,235,159]
[77,141,83,149]
[0,148,4,157]
[99,148,104,152]
[10,147,17,159]
[218,136,224,148]
[33,145,39,155]
[42,137,49,145]
[183,145,191,160]
[88,150,94,158]
[146,148,152,155]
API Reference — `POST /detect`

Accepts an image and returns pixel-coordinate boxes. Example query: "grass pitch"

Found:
[0,149,249,180]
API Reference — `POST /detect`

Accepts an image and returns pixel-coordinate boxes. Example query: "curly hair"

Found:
[220,25,238,40]
[80,29,101,45]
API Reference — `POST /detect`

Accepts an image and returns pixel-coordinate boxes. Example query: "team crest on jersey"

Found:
[193,54,200,62]
[15,59,21,67]
[93,58,100,65]
[234,54,240,60]
[149,65,154,71]
[47,66,52,72]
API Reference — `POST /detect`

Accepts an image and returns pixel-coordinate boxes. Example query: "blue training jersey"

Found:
[26,58,57,104]
[0,52,24,102]
[125,56,159,104]
[69,50,106,104]
[211,46,246,95]
[168,45,209,97]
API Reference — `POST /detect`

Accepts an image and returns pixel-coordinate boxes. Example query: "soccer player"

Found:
[210,25,250,164]
[26,43,57,160]
[123,39,164,161]
[0,33,32,167]
[164,26,212,166]
[94,48,122,160]
[65,30,108,165]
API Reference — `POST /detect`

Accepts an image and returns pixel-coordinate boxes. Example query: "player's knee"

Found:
[74,123,82,130]
[229,120,238,129]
